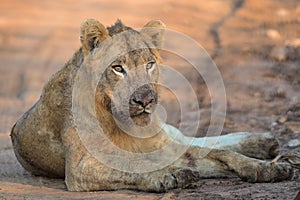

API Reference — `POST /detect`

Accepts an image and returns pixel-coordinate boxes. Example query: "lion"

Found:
[10,19,295,192]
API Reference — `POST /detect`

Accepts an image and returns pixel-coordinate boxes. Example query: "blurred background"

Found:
[0,0,299,199]
[0,0,229,133]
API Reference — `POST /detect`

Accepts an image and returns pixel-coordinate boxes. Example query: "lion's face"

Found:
[80,19,165,127]
[98,49,160,126]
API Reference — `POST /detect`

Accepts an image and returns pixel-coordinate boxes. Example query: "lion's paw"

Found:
[170,168,200,188]
[240,161,295,183]
[258,162,295,182]
[148,168,200,192]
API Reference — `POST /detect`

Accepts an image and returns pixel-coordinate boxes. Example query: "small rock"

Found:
[287,139,300,148]
[285,38,300,48]
[267,29,281,40]
[276,87,286,98]
[253,92,261,98]
[270,87,286,99]
[271,121,278,127]
[276,9,289,17]
[277,116,287,124]
[285,121,300,134]
[271,46,287,61]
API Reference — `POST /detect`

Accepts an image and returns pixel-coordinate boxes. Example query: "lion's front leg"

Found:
[65,152,202,192]
[179,147,295,183]
[63,127,201,192]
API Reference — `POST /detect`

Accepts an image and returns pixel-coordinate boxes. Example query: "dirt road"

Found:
[0,0,299,199]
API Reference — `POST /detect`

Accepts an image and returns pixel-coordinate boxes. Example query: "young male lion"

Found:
[11,19,295,192]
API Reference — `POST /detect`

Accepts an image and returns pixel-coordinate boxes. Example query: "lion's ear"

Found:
[140,20,166,49]
[80,19,110,56]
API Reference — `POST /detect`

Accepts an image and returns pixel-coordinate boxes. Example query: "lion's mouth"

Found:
[129,100,156,117]
[130,111,152,127]
[131,107,152,117]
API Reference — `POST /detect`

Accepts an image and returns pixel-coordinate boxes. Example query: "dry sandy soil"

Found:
[0,0,300,199]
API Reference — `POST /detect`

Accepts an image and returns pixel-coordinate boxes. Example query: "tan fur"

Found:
[11,19,295,192]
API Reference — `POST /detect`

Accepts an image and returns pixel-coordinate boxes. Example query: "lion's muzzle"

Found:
[129,84,157,116]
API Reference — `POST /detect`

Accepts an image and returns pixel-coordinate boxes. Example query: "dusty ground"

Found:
[0,0,300,199]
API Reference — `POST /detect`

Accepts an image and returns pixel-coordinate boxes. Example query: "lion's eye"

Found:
[112,65,125,74]
[146,61,156,70]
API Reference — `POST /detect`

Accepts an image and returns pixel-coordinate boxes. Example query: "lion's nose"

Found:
[132,96,154,108]
[130,86,156,108]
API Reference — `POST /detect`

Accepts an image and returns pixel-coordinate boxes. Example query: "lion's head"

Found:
[79,19,165,129]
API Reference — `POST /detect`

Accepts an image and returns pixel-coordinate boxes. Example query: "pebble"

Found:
[285,121,300,134]
[285,38,300,47]
[267,29,281,40]
[271,46,287,61]
[287,139,300,148]
[277,116,287,124]
[271,122,278,127]
[276,9,289,17]
[253,92,261,98]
